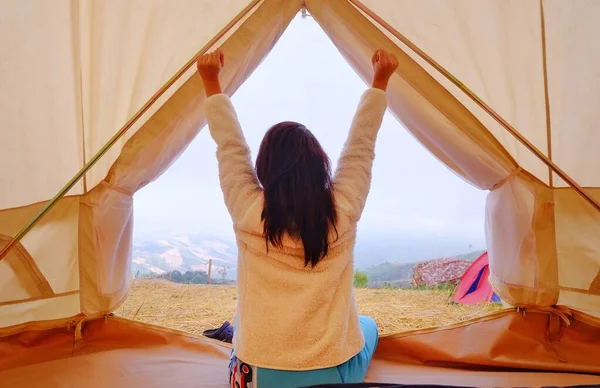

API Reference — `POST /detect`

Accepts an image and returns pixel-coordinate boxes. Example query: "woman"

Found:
[198,48,397,387]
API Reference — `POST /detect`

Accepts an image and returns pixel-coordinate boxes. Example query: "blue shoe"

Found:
[202,321,234,343]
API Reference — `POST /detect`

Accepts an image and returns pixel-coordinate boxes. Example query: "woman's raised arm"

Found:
[333,49,398,222]
[198,49,262,223]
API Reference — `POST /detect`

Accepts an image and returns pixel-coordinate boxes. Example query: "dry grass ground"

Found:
[117,279,503,336]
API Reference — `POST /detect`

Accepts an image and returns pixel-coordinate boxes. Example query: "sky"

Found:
[133,14,488,248]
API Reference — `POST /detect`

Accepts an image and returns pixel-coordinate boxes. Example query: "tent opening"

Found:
[117,13,499,336]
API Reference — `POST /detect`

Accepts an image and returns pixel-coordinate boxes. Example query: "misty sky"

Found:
[133,15,487,247]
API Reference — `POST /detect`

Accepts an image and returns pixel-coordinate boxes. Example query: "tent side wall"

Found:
[555,188,600,315]
[0,0,303,335]
[306,0,561,309]
[0,198,82,335]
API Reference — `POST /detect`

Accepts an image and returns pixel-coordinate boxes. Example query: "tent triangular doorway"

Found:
[133,11,486,280]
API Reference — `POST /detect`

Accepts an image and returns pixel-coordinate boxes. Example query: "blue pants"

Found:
[229,316,379,388]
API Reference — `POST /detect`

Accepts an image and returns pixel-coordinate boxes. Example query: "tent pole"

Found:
[0,0,262,262]
[347,0,600,213]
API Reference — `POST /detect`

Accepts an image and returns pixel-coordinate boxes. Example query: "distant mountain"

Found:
[132,233,238,280]
[455,250,486,262]
[363,261,416,288]
[353,230,484,270]
[131,229,485,285]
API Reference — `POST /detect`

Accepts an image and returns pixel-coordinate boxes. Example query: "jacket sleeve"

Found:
[205,94,262,223]
[333,88,388,222]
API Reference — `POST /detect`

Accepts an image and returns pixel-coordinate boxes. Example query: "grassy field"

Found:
[117,279,503,336]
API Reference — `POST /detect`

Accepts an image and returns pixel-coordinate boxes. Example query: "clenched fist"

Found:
[371,49,398,91]
[197,49,224,81]
[197,48,224,97]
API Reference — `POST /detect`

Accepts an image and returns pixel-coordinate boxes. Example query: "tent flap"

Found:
[307,0,560,307]
[77,0,303,318]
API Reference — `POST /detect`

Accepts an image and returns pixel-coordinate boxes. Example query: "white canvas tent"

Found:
[1,0,599,386]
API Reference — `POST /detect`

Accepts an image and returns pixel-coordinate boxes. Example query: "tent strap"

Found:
[0,0,263,262]
[347,0,600,213]
[491,168,523,191]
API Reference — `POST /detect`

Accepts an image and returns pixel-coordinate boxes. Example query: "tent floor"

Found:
[1,313,599,387]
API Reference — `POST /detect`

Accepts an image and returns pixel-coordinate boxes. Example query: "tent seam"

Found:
[0,290,79,308]
[71,0,88,193]
[540,0,553,187]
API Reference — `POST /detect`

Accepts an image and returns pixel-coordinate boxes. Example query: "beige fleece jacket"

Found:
[204,88,388,371]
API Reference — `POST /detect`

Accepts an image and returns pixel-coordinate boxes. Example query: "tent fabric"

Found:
[1,312,599,387]
[411,258,471,288]
[1,0,600,383]
[451,252,498,305]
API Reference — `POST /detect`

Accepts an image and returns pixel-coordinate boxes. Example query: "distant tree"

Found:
[354,270,369,288]
[170,270,182,283]
[159,270,208,284]
[182,270,208,284]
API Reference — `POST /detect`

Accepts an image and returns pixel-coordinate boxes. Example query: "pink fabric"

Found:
[452,252,495,304]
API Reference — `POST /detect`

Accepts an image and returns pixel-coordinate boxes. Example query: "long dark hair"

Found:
[256,121,337,267]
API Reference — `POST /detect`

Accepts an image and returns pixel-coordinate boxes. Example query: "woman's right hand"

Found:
[197,49,224,81]
[197,48,224,97]
[371,49,398,91]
